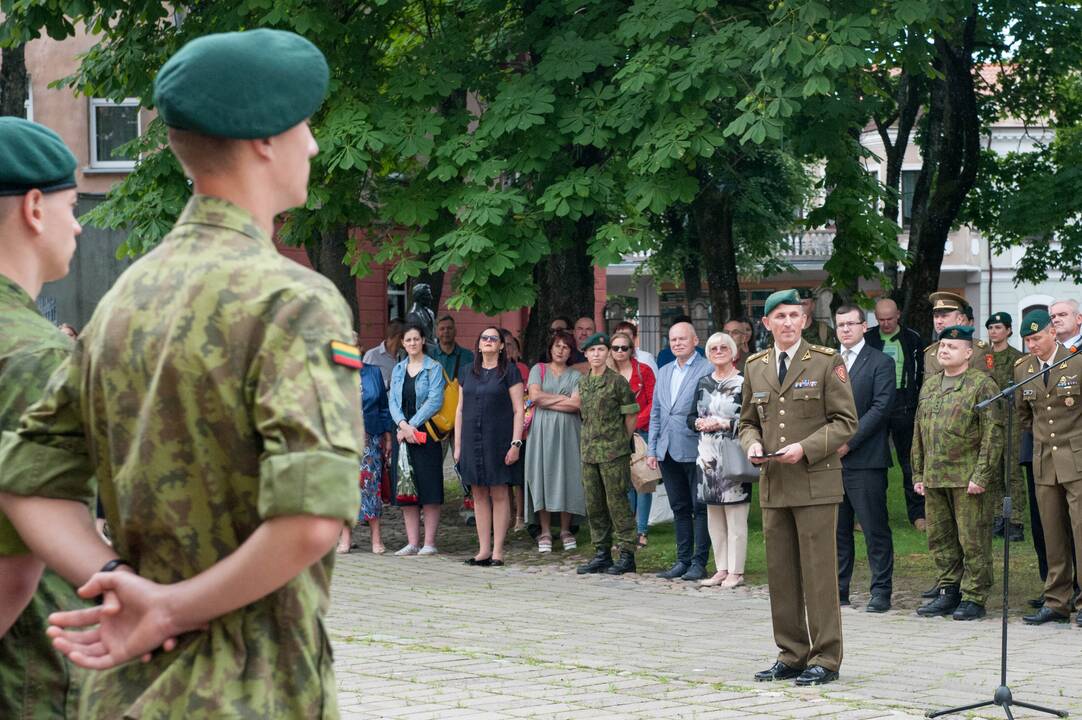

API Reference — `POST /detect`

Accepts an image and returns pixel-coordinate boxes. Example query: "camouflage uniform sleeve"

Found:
[617,374,639,416]
[0,349,95,506]
[251,290,363,522]
[801,354,858,465]
[911,390,925,486]
[973,375,1005,489]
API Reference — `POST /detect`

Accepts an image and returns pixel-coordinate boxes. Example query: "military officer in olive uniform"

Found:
[924,292,994,376]
[912,327,1003,621]
[0,117,88,719]
[986,312,1026,540]
[576,333,641,576]
[0,30,363,718]
[740,289,858,687]
[1015,311,1082,626]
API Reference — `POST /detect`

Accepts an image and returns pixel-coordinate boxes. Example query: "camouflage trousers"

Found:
[925,486,995,605]
[582,456,637,554]
[0,569,86,720]
[985,428,1027,530]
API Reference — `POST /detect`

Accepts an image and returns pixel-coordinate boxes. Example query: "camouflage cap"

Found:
[929,291,968,314]
[938,325,974,343]
[764,289,801,316]
[0,118,77,197]
[154,29,329,140]
[580,332,610,351]
[1020,309,1052,337]
[985,311,1012,328]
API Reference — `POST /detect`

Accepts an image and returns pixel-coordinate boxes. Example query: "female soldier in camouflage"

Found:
[575,333,641,576]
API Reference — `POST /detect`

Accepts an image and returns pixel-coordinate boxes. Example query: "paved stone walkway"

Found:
[326,550,1082,720]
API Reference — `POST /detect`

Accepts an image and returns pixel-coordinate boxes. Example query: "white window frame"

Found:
[88,97,141,170]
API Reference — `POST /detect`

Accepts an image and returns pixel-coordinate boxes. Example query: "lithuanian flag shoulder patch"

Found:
[330,340,361,369]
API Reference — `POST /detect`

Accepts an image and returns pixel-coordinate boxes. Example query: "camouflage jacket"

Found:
[990,345,1023,390]
[912,368,1003,489]
[0,274,85,720]
[578,368,639,463]
[0,196,363,719]
[0,273,73,554]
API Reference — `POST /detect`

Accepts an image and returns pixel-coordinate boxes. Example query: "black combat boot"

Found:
[605,550,636,575]
[917,585,961,617]
[952,600,986,621]
[576,548,613,575]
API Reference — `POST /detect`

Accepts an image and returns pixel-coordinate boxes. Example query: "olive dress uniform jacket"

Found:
[1016,345,1082,487]
[0,196,364,720]
[739,341,859,508]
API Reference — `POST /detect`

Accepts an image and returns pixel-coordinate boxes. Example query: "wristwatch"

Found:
[510,440,523,449]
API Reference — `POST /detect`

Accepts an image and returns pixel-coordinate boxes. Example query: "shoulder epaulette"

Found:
[925,342,938,352]
[975,339,988,348]
[1014,355,1029,368]
[747,349,770,363]
[809,345,835,355]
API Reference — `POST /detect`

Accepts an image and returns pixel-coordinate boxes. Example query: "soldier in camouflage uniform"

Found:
[913,326,1003,621]
[985,312,1026,540]
[0,30,363,718]
[0,117,88,720]
[576,333,641,576]
[924,292,994,376]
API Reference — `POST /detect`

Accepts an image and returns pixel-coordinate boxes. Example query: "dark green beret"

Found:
[764,289,801,317]
[154,29,329,140]
[938,325,974,343]
[580,332,609,351]
[985,312,1012,328]
[1020,310,1052,337]
[0,118,77,197]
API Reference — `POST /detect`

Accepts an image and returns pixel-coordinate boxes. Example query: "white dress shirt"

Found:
[775,338,802,380]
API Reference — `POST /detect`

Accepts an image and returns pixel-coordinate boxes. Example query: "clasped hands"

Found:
[746,442,804,465]
[47,569,192,670]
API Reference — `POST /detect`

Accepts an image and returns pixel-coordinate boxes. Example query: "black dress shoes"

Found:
[794,665,839,686]
[1022,606,1069,625]
[865,593,891,614]
[656,562,688,579]
[754,661,804,682]
[681,563,706,581]
[952,600,986,621]
[921,584,940,599]
[1027,595,1046,609]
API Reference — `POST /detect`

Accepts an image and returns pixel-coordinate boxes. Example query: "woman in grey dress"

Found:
[524,329,584,553]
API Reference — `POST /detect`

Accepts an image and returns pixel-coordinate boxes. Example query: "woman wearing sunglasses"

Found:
[607,330,656,548]
[455,327,525,566]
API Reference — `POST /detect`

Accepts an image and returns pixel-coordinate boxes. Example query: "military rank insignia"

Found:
[1030,322,1039,332]
[330,340,361,369]
[834,365,848,383]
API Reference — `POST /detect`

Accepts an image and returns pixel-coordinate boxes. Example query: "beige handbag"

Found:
[630,433,661,493]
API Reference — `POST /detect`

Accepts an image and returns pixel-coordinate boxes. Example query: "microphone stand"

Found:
[925,349,1081,720]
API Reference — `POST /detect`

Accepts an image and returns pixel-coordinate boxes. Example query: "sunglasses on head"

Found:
[480,334,501,343]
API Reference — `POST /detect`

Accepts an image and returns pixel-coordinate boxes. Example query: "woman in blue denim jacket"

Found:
[388,323,447,556]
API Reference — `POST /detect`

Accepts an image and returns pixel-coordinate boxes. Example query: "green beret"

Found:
[963,304,975,320]
[795,287,815,300]
[938,325,974,343]
[764,289,801,317]
[1020,309,1052,337]
[154,29,329,140]
[0,118,77,197]
[985,312,1012,328]
[580,332,609,351]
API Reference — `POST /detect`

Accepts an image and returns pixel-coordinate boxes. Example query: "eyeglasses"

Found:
[479,334,501,343]
[836,321,865,329]
[610,345,630,352]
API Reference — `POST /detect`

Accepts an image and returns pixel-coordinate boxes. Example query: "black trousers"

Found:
[1023,461,1048,582]
[837,468,895,597]
[887,403,924,523]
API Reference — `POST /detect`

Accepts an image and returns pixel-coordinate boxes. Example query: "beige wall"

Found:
[22,27,149,195]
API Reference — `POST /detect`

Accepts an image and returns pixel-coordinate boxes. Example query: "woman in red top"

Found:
[608,330,655,547]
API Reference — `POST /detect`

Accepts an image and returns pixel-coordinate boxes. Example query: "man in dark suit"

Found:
[864,298,926,530]
[834,305,896,614]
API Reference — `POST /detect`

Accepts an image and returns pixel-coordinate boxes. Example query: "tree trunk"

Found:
[0,44,29,117]
[523,218,596,362]
[305,225,361,332]
[692,183,743,328]
[898,8,981,343]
